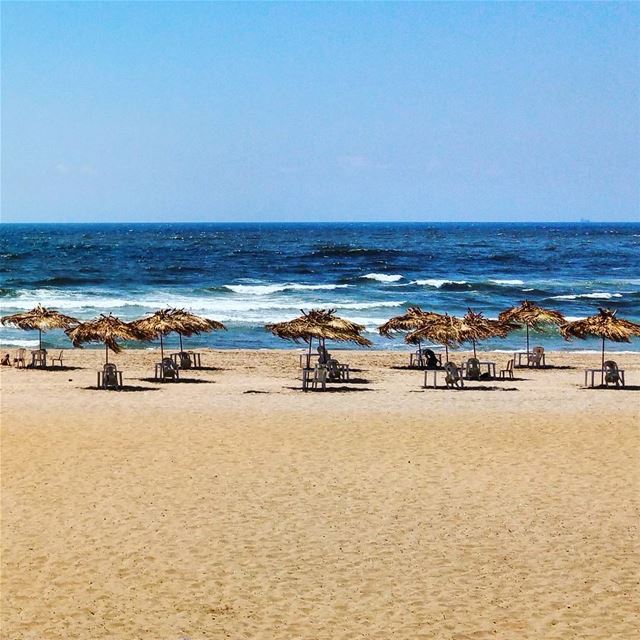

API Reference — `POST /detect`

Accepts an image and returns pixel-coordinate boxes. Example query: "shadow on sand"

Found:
[83,385,160,392]
[23,365,84,372]
[414,385,518,392]
[138,377,215,385]
[581,385,640,391]
[285,385,374,393]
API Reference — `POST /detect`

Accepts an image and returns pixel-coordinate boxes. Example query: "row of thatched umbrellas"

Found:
[0,306,226,364]
[2,302,640,376]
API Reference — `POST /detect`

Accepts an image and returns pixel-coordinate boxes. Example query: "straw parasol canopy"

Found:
[560,308,640,381]
[266,308,372,358]
[463,308,516,357]
[1,304,79,350]
[131,308,226,360]
[65,314,151,363]
[499,300,565,355]
[405,313,478,362]
[378,307,443,338]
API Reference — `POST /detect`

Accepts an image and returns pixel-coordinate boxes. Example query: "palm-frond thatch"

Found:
[1,304,79,349]
[378,307,443,338]
[499,300,565,354]
[266,309,372,349]
[463,308,517,357]
[65,314,151,363]
[131,308,226,359]
[405,314,479,362]
[560,308,640,376]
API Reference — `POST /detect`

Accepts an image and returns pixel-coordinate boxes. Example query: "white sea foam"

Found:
[412,279,467,288]
[361,273,403,283]
[224,283,349,295]
[550,292,623,300]
[0,338,40,348]
[489,279,525,286]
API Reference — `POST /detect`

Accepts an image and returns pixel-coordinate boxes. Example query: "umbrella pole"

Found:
[445,344,449,363]
[473,339,477,359]
[39,328,42,351]
[105,343,108,365]
[526,324,530,357]
[160,333,164,362]
[308,337,313,366]
[601,336,605,386]
[179,333,184,352]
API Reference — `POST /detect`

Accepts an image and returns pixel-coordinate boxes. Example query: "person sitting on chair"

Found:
[424,348,439,369]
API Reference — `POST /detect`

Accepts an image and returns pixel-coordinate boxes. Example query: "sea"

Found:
[1,222,639,353]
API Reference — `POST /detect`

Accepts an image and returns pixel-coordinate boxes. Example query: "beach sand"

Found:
[1,348,639,639]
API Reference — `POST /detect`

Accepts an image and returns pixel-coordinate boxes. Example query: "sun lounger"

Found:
[528,346,545,368]
[155,357,179,381]
[98,363,123,390]
[499,358,515,380]
[444,362,464,389]
[302,364,327,391]
[465,357,481,381]
[13,348,26,369]
[604,360,625,387]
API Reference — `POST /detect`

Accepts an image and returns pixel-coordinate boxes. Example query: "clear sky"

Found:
[1,1,638,223]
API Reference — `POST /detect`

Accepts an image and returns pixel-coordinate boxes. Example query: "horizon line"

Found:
[2,219,639,225]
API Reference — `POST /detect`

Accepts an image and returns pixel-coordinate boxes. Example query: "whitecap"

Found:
[550,293,623,300]
[412,279,467,288]
[361,273,403,283]
[489,279,525,286]
[224,283,349,295]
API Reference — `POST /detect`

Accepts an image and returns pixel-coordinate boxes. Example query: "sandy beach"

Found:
[1,347,639,639]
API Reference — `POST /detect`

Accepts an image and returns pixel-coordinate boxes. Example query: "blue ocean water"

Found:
[1,222,639,353]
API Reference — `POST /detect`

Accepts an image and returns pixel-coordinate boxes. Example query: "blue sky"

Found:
[1,1,638,223]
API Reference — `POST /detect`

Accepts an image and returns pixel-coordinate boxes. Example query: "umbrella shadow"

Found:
[192,366,228,372]
[244,389,270,394]
[284,386,374,393]
[339,377,371,384]
[137,377,215,385]
[83,385,160,392]
[24,365,84,372]
[415,385,518,392]
[581,385,640,391]
[391,365,444,371]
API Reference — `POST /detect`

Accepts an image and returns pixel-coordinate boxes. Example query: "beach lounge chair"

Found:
[51,351,64,367]
[326,358,350,381]
[156,357,179,381]
[177,351,192,369]
[465,357,481,381]
[528,346,545,368]
[302,364,327,391]
[603,360,624,388]
[444,362,464,389]
[98,363,123,390]
[13,348,26,369]
[499,359,515,380]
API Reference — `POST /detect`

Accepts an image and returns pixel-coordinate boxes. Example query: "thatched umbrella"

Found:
[1,304,78,350]
[405,314,478,363]
[65,314,151,364]
[499,300,565,356]
[379,306,444,361]
[170,309,226,352]
[266,308,372,360]
[463,308,516,358]
[131,308,226,361]
[378,307,443,337]
[560,308,640,383]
